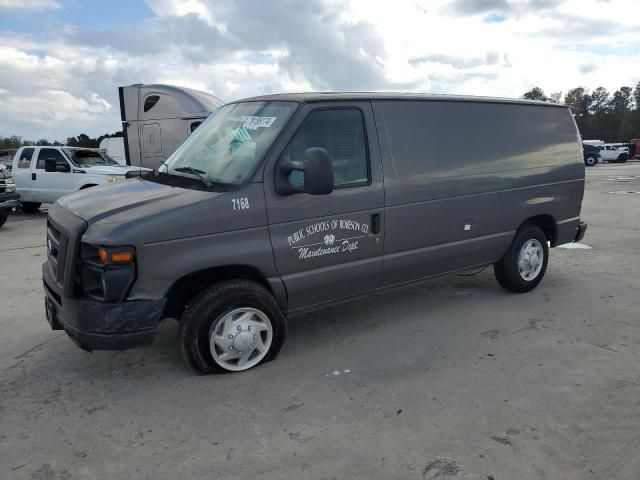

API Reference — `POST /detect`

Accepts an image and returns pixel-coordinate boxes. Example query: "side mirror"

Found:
[275,147,334,195]
[45,158,70,173]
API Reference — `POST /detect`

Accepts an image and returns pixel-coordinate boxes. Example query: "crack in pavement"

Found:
[0,335,61,378]
[0,244,46,253]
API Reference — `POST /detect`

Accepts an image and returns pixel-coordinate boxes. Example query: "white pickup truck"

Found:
[12,146,146,212]
[599,145,628,163]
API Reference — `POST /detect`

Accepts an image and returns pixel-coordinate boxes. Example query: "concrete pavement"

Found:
[1,162,639,479]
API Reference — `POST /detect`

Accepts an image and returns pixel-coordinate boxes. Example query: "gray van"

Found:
[43,93,587,374]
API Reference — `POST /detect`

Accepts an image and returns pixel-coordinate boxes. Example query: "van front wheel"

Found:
[179,280,286,374]
[494,225,549,293]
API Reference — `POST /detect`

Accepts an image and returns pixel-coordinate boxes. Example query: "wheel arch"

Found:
[519,214,558,246]
[79,183,98,190]
[162,264,285,319]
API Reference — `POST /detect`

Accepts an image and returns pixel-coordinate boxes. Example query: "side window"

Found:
[283,109,368,188]
[144,95,160,113]
[17,148,34,169]
[36,149,67,169]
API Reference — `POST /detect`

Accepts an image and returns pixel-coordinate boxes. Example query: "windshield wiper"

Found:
[171,166,213,188]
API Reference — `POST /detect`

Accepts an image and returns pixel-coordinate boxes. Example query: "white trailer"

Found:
[99,137,126,165]
[118,84,224,169]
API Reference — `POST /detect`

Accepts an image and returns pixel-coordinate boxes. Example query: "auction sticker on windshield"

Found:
[242,116,276,129]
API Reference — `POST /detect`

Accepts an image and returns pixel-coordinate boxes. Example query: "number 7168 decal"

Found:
[232,197,250,211]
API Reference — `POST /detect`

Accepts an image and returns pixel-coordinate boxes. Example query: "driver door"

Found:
[32,148,73,203]
[264,102,384,311]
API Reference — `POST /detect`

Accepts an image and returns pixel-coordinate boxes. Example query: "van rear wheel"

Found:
[21,202,41,213]
[179,280,286,374]
[494,225,549,293]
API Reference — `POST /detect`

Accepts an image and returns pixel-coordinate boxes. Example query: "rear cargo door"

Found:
[264,101,385,310]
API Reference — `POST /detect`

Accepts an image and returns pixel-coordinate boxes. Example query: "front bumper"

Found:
[43,265,165,352]
[0,193,19,212]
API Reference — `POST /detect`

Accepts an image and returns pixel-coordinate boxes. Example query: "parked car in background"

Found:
[43,92,587,374]
[599,144,628,163]
[12,146,147,212]
[0,148,17,172]
[606,143,630,153]
[583,143,601,166]
[119,84,224,169]
[0,163,19,228]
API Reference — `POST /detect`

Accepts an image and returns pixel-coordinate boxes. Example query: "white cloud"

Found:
[0,0,60,10]
[0,0,639,140]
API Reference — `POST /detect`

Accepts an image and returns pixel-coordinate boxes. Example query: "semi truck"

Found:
[118,84,224,169]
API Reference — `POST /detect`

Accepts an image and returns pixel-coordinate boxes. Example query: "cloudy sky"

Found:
[1,0,639,141]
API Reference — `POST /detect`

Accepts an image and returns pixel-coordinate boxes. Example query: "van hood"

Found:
[56,178,265,246]
[58,178,195,223]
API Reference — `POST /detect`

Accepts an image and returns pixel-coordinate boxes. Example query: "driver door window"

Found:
[282,109,369,188]
[36,149,68,170]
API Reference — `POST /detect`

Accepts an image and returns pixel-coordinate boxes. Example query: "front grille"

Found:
[47,221,69,285]
[45,203,87,298]
[0,179,6,194]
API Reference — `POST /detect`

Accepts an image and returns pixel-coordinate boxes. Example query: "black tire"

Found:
[584,154,598,167]
[494,224,549,293]
[21,202,41,213]
[0,213,7,228]
[617,154,628,163]
[179,279,286,374]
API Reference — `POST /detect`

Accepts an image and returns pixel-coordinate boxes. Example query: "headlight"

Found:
[106,175,126,183]
[5,178,15,193]
[80,243,136,302]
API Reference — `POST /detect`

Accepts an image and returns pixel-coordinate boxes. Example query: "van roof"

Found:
[233,92,569,108]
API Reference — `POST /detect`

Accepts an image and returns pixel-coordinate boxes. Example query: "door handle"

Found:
[32,173,36,181]
[370,213,381,235]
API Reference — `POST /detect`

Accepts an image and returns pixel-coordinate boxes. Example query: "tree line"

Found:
[0,131,123,151]
[523,82,640,142]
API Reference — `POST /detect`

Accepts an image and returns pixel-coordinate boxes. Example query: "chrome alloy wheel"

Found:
[209,307,273,371]
[518,239,544,281]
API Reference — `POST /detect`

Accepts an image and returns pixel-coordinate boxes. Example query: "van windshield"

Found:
[162,101,296,185]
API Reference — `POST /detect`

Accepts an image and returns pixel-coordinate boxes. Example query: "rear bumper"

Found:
[574,221,587,243]
[43,265,165,352]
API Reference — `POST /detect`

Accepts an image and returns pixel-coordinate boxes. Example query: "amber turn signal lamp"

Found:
[98,247,134,264]
[111,251,134,263]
